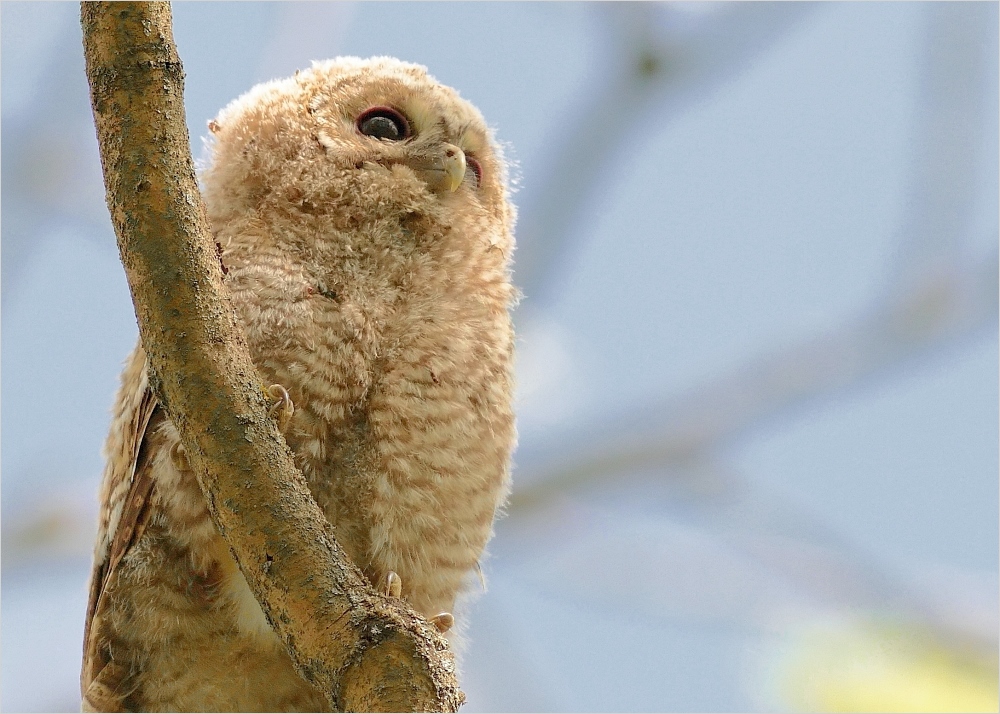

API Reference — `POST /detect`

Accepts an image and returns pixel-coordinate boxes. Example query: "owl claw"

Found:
[431,612,454,633]
[169,441,189,472]
[384,571,402,599]
[267,384,294,433]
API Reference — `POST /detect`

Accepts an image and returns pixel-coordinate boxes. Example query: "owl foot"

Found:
[82,660,135,712]
[384,571,402,599]
[430,612,454,633]
[267,384,294,432]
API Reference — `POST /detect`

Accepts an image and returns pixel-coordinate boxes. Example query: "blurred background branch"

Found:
[503,0,998,690]
[889,2,995,294]
[510,246,997,513]
[514,2,815,306]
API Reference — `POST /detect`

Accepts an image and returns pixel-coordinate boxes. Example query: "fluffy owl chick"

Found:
[81,56,516,712]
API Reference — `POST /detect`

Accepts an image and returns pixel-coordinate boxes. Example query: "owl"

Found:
[81,56,516,712]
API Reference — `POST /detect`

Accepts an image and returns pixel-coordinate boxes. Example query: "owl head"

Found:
[200,56,514,261]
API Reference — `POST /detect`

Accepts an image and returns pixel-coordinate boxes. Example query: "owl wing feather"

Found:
[81,346,161,710]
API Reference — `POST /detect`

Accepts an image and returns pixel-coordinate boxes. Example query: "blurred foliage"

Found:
[778,619,998,713]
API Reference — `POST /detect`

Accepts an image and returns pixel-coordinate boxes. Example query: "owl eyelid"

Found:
[356,106,411,141]
[466,155,483,188]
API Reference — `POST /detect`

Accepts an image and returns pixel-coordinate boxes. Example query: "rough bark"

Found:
[80,3,463,711]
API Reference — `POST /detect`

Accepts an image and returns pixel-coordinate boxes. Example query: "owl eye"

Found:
[466,155,483,188]
[357,107,410,141]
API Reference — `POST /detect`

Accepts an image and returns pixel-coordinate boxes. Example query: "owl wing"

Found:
[81,345,162,711]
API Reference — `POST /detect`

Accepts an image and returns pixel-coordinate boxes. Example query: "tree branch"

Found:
[80,2,462,711]
[509,246,997,514]
[888,2,996,293]
[513,2,814,306]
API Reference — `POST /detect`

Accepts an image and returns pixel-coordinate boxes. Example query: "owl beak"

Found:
[412,143,466,193]
[440,144,466,193]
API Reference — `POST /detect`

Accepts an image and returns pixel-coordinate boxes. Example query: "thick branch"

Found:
[80,3,462,711]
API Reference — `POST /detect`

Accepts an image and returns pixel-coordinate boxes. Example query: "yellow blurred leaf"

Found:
[779,619,998,713]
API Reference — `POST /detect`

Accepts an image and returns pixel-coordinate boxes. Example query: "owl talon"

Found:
[169,441,189,472]
[267,384,294,432]
[431,612,454,633]
[384,571,402,599]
